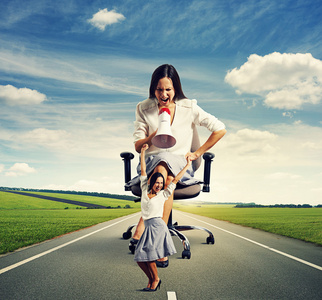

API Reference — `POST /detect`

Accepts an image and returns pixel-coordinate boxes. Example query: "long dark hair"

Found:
[149,64,186,100]
[149,172,165,191]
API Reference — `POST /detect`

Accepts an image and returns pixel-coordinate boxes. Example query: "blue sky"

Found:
[1,0,322,205]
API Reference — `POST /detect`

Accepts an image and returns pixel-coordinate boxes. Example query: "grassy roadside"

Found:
[0,191,140,255]
[0,209,140,254]
[0,191,138,209]
[173,203,322,245]
[1,191,321,255]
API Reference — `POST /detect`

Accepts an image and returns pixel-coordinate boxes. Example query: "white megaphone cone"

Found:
[152,108,176,149]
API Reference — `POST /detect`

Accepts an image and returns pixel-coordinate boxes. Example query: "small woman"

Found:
[128,64,226,266]
[134,143,192,291]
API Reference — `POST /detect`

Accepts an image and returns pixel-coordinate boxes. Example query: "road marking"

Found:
[167,291,177,300]
[176,211,322,271]
[0,213,141,275]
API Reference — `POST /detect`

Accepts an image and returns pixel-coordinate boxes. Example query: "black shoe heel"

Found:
[150,279,161,292]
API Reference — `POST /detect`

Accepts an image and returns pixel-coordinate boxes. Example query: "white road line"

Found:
[176,211,322,271]
[167,291,177,300]
[0,213,140,275]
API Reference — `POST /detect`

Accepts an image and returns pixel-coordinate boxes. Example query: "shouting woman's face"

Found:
[152,176,164,193]
[155,77,175,107]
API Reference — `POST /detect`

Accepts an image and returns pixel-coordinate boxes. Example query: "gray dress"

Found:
[134,217,176,262]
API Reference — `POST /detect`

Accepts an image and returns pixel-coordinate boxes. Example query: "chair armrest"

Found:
[120,152,135,191]
[202,152,215,192]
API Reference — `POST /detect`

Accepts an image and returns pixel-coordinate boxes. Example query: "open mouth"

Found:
[160,98,169,104]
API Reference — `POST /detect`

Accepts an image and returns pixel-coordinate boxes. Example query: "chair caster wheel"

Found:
[129,239,138,254]
[123,231,132,239]
[129,244,136,254]
[182,250,191,259]
[206,236,215,244]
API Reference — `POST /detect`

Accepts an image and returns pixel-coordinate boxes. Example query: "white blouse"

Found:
[133,98,225,158]
[140,175,176,221]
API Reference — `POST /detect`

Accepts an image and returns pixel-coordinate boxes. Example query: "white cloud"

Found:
[266,172,301,180]
[0,49,146,96]
[301,141,322,150]
[282,111,295,118]
[217,128,278,163]
[5,163,36,177]
[22,128,71,149]
[11,118,134,160]
[205,122,322,205]
[265,81,322,109]
[0,85,47,106]
[225,52,322,110]
[66,178,123,193]
[40,177,124,194]
[88,8,125,31]
[0,164,4,173]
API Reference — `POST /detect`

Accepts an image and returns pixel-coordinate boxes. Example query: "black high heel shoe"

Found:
[149,279,161,292]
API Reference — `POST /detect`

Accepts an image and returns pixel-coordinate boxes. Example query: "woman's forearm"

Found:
[195,129,226,158]
[135,131,157,153]
[173,163,191,184]
[140,151,147,176]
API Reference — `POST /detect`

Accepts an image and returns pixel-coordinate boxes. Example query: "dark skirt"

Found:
[134,217,177,262]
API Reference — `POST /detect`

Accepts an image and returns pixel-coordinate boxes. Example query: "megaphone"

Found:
[152,108,176,149]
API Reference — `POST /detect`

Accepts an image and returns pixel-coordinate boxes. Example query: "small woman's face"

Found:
[155,77,175,107]
[152,177,164,193]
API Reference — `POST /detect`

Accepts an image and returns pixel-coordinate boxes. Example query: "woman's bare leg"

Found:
[132,217,145,240]
[146,261,160,289]
[137,262,153,288]
[162,175,174,224]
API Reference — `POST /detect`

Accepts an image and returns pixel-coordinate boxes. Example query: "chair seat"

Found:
[130,183,201,200]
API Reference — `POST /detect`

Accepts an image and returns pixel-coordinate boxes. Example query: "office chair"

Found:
[120,151,215,259]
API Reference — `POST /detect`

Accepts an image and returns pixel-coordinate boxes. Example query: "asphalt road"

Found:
[0,210,321,300]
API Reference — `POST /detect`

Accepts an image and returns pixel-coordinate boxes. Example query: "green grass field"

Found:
[0,191,138,209]
[1,191,321,255]
[173,203,322,245]
[0,191,140,254]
